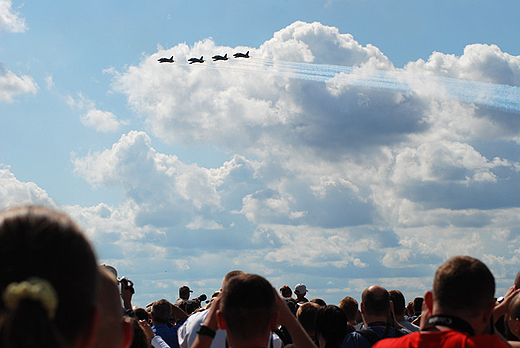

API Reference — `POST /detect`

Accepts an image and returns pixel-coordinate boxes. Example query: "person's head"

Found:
[508,293,520,339]
[339,296,359,323]
[315,305,348,348]
[217,274,278,345]
[92,267,133,348]
[310,298,327,307]
[294,283,308,298]
[432,256,494,317]
[297,302,321,335]
[151,299,172,324]
[280,285,292,298]
[128,318,149,348]
[0,206,99,348]
[515,271,520,289]
[361,285,390,319]
[221,270,246,290]
[133,307,150,322]
[413,297,423,315]
[427,255,495,334]
[179,286,192,300]
[388,290,406,317]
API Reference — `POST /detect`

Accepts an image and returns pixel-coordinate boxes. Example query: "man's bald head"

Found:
[361,285,390,317]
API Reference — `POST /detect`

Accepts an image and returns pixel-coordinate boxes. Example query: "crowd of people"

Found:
[1,205,520,348]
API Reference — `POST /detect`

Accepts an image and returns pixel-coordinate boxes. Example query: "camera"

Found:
[119,276,135,294]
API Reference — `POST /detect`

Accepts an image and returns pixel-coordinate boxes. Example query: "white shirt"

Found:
[178,309,282,348]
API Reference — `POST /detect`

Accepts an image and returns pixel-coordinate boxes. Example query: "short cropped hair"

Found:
[152,299,172,323]
[433,255,495,316]
[315,305,348,348]
[388,290,406,316]
[280,285,292,298]
[362,286,389,317]
[339,296,358,321]
[220,274,277,341]
[297,302,321,332]
[509,293,520,320]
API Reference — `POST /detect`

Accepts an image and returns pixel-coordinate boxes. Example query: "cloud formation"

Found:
[4,21,520,305]
[0,0,26,33]
[0,64,38,103]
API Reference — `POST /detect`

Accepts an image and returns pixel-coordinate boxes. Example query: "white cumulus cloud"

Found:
[0,0,26,33]
[80,109,126,133]
[0,64,38,103]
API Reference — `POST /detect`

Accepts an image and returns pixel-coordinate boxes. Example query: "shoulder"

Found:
[342,331,371,348]
[467,334,511,347]
[372,332,418,348]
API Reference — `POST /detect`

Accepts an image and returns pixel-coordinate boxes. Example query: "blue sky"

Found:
[2,0,520,307]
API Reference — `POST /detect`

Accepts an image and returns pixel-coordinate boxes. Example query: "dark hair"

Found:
[280,285,292,298]
[433,255,495,316]
[0,206,98,348]
[310,298,327,307]
[220,274,277,341]
[297,302,321,333]
[413,297,423,314]
[339,296,358,321]
[509,293,520,320]
[315,305,348,348]
[152,299,172,323]
[133,307,150,321]
[361,286,389,317]
[129,318,149,348]
[388,290,405,316]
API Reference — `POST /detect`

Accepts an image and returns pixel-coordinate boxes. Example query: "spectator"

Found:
[93,267,134,348]
[191,273,316,348]
[508,293,520,340]
[280,285,298,315]
[0,206,98,348]
[493,270,520,339]
[174,286,193,307]
[315,305,349,348]
[339,296,362,331]
[342,285,404,348]
[152,299,181,348]
[373,255,510,348]
[388,290,419,333]
[178,271,283,348]
[295,283,309,304]
[296,302,321,347]
[310,298,327,307]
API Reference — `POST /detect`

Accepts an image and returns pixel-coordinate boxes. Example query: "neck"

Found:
[226,334,270,348]
[394,314,405,322]
[430,310,489,335]
[363,314,388,326]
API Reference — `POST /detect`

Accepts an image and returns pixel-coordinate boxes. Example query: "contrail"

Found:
[178,57,520,114]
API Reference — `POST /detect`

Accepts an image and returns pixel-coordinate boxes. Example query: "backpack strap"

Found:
[357,328,382,347]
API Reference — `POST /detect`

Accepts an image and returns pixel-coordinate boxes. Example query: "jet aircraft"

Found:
[212,54,228,61]
[233,51,250,58]
[188,56,204,64]
[158,56,174,63]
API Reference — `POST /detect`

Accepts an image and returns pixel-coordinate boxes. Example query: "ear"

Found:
[481,301,495,326]
[360,302,365,315]
[424,291,434,313]
[216,309,227,330]
[121,317,134,348]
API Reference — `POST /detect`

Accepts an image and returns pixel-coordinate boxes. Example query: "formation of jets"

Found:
[157,51,250,64]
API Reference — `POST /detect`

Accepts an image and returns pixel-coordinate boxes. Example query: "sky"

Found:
[1,0,520,307]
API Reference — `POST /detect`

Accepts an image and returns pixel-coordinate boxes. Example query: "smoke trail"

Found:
[177,57,520,114]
